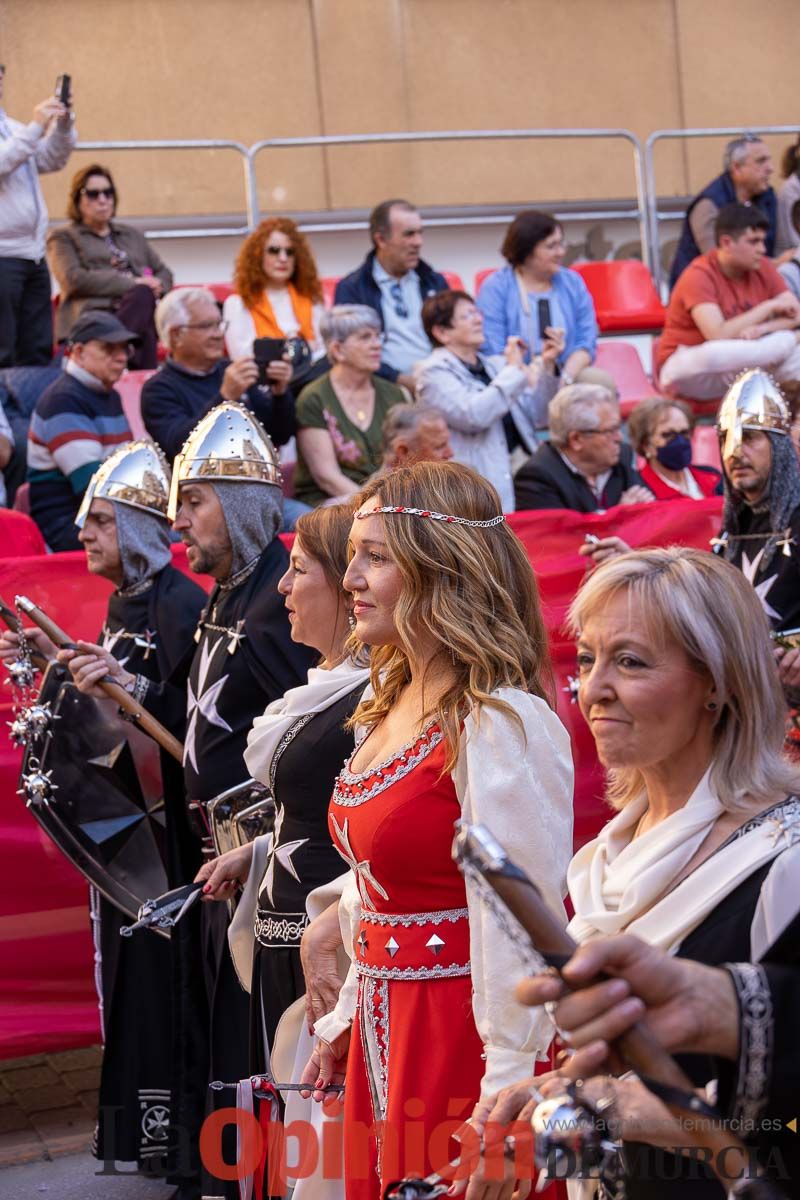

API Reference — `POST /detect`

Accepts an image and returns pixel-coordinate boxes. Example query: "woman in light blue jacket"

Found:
[477,210,616,395]
[415,289,561,511]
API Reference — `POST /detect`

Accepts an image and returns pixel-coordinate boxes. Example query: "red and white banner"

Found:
[0,499,723,1058]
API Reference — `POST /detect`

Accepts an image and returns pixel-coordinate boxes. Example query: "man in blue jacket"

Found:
[334,199,447,392]
[669,135,778,288]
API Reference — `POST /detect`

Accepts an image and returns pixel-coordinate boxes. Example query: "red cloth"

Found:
[639,461,721,500]
[656,249,786,369]
[0,500,723,1061]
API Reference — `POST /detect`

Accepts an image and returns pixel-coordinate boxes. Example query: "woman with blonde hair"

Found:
[301,460,574,1199]
[223,217,325,364]
[470,546,800,1199]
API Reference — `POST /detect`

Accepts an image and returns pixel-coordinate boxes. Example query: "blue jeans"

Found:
[281,496,312,531]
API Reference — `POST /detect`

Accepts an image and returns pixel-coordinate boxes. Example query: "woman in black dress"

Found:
[197,500,369,1077]
[465,547,800,1199]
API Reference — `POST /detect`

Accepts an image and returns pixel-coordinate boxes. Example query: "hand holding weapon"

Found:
[15,595,184,764]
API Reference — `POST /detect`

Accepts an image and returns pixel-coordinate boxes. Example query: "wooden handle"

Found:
[15,595,185,765]
[486,868,754,1182]
[0,593,50,671]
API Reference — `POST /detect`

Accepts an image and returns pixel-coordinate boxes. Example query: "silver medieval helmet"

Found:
[716,368,790,461]
[76,439,171,528]
[167,402,282,520]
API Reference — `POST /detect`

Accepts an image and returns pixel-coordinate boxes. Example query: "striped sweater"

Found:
[28,367,131,551]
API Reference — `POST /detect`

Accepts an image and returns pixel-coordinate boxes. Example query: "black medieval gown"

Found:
[250,687,361,1074]
[92,564,206,1169]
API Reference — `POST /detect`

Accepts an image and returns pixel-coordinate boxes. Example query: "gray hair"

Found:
[568,546,800,813]
[381,404,444,451]
[724,134,765,171]
[548,383,617,448]
[155,287,218,345]
[319,304,381,348]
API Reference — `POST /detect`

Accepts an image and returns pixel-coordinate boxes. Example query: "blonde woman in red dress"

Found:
[300,460,574,1200]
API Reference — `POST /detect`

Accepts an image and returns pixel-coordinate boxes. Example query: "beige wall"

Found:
[1,0,798,219]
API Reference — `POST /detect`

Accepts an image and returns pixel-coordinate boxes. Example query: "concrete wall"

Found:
[2,0,799,221]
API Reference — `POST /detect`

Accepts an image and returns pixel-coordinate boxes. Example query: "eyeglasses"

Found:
[580,424,622,437]
[178,319,228,333]
[81,188,116,201]
[265,245,295,258]
[389,281,409,319]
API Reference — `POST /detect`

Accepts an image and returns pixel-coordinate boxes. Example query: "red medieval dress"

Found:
[328,721,483,1198]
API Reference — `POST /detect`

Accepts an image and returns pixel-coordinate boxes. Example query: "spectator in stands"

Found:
[0,65,76,368]
[0,400,13,506]
[477,210,616,397]
[334,199,447,392]
[657,204,800,402]
[293,304,404,506]
[669,134,778,288]
[141,287,306,524]
[27,312,136,550]
[628,397,722,500]
[381,403,453,470]
[776,135,800,254]
[415,289,561,511]
[223,218,325,379]
[514,384,653,512]
[47,163,172,370]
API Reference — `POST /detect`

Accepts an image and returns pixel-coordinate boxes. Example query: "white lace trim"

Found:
[356,959,471,982]
[333,726,443,807]
[360,906,469,927]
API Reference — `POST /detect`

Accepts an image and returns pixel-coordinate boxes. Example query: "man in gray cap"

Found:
[27,311,139,550]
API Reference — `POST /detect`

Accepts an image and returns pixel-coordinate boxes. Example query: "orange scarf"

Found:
[250,283,315,341]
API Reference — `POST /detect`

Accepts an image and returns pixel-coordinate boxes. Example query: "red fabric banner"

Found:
[0,500,723,1059]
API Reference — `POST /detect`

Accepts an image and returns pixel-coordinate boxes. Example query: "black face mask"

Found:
[655,433,692,472]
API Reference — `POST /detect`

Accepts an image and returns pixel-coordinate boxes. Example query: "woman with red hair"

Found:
[223,218,326,364]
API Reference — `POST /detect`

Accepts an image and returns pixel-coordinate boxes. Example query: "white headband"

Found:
[355,504,505,529]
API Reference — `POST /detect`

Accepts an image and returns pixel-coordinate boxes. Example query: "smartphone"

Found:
[253,336,286,386]
[536,297,552,343]
[55,74,71,105]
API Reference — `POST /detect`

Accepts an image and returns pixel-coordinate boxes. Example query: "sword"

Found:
[15,595,185,764]
[0,593,49,671]
[120,882,202,936]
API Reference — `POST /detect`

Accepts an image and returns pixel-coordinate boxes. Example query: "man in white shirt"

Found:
[334,199,449,393]
[0,64,77,367]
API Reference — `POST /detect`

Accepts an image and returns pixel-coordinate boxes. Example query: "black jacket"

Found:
[141,358,296,461]
[333,250,448,381]
[514,441,644,512]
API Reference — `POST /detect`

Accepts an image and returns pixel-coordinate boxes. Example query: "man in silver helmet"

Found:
[66,403,314,1199]
[0,440,207,1177]
[715,369,800,731]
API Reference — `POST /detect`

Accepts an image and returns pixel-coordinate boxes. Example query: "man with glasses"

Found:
[514,383,653,511]
[0,64,76,367]
[27,312,136,549]
[141,286,296,462]
[334,198,448,393]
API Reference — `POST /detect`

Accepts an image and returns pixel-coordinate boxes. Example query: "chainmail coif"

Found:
[722,429,800,570]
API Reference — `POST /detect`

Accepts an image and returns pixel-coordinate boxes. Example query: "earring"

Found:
[347,612,357,632]
[706,700,718,712]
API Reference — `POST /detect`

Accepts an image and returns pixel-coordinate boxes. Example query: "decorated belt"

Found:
[354,906,471,981]
[254,908,309,948]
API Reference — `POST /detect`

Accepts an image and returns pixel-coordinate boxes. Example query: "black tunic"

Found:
[143,539,314,1199]
[250,688,361,1076]
[619,799,800,1200]
[723,501,800,634]
[92,564,206,1169]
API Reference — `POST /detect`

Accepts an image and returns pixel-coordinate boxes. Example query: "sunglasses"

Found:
[81,187,115,201]
[265,245,295,258]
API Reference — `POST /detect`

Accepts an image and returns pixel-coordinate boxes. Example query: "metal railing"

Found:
[645,125,800,289]
[74,139,255,237]
[248,128,649,261]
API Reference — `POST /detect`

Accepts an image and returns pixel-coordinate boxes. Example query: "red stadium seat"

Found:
[573,260,666,334]
[593,341,661,419]
[321,277,340,308]
[441,271,465,292]
[12,483,30,514]
[116,369,156,440]
[691,424,722,471]
[173,282,234,305]
[474,268,498,296]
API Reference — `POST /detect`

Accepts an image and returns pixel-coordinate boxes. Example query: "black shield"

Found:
[20,665,169,924]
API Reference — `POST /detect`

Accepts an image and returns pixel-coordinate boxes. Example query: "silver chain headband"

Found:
[355,505,505,528]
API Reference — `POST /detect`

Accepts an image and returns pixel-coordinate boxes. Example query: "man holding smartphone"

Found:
[0,65,76,367]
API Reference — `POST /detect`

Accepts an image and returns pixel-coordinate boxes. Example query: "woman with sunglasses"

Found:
[224,218,326,372]
[47,162,173,368]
